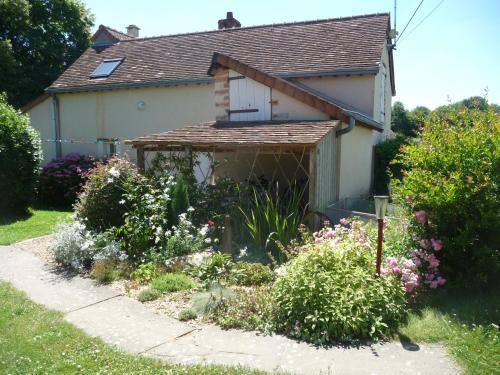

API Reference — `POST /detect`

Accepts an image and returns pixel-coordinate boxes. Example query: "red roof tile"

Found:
[49,13,390,92]
[125,120,339,150]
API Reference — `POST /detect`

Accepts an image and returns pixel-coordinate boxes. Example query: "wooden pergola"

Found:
[125,119,340,211]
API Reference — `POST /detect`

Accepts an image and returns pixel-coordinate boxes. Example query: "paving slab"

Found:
[0,246,460,374]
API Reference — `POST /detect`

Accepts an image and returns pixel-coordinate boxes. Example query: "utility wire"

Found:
[395,0,425,44]
[399,0,445,44]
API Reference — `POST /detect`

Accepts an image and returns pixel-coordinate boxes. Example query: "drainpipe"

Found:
[51,94,62,158]
[333,115,355,201]
[335,115,355,136]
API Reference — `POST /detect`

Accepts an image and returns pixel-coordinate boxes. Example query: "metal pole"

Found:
[376,218,384,275]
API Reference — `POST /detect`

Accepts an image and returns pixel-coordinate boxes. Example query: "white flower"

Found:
[187,206,195,212]
[108,167,120,178]
[107,178,114,183]
[238,247,248,258]
[199,225,209,236]
[118,199,126,205]
[204,238,212,244]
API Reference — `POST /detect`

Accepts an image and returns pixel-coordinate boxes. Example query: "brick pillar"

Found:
[214,67,230,121]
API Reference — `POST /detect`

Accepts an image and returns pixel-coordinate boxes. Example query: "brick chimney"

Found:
[218,12,241,30]
[126,24,140,38]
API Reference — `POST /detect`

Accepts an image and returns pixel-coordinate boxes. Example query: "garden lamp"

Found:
[374,195,389,275]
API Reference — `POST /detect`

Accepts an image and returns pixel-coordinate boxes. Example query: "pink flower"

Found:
[392,267,401,274]
[436,276,447,286]
[429,281,438,289]
[405,282,417,293]
[426,273,435,281]
[427,254,440,269]
[431,239,443,251]
[419,239,431,250]
[415,210,427,224]
[386,257,398,268]
[339,218,349,226]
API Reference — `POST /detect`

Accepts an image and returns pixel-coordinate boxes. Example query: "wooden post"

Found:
[136,146,145,173]
[376,218,384,275]
[221,214,232,254]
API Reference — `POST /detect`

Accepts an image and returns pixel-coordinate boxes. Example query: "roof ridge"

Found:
[100,24,131,38]
[115,12,390,43]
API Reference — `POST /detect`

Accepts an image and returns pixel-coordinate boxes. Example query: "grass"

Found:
[0,281,271,375]
[0,208,71,245]
[399,291,500,375]
[151,273,197,293]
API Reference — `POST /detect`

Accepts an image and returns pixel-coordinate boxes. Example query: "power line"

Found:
[395,0,425,44]
[399,0,445,44]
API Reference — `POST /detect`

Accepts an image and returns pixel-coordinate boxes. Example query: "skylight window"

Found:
[90,58,124,78]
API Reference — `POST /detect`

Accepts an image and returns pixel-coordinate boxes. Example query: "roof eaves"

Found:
[46,77,214,93]
[277,68,380,79]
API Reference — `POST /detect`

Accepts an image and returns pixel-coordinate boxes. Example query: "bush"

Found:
[137,288,161,302]
[373,134,407,194]
[151,273,197,293]
[50,221,99,271]
[50,222,126,271]
[208,286,277,332]
[393,106,500,288]
[273,243,407,344]
[234,262,273,286]
[191,284,234,315]
[178,308,197,321]
[130,263,165,284]
[75,157,140,232]
[194,252,235,287]
[0,94,41,212]
[90,260,121,284]
[39,153,96,207]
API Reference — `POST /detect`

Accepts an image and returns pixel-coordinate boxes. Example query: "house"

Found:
[25,12,395,212]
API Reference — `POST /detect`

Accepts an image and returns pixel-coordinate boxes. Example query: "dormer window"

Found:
[90,58,124,78]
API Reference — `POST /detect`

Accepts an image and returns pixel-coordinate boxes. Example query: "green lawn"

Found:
[0,281,270,375]
[0,208,71,245]
[399,291,500,375]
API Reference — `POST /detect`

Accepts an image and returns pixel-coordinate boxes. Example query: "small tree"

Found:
[393,105,500,288]
[0,93,42,212]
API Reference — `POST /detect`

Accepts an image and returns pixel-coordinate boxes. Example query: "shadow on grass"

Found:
[0,209,33,225]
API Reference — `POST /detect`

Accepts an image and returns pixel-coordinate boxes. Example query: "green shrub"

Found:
[130,263,164,284]
[373,134,407,194]
[90,260,121,284]
[273,243,407,344]
[240,187,304,262]
[167,175,190,227]
[0,93,41,212]
[194,252,235,287]
[393,106,500,288]
[191,284,234,315]
[209,286,277,332]
[234,262,273,286]
[151,273,197,293]
[178,308,197,321]
[39,153,96,207]
[137,288,161,302]
[75,156,140,232]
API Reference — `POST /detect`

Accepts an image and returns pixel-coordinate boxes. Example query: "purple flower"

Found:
[431,239,443,251]
[415,210,427,224]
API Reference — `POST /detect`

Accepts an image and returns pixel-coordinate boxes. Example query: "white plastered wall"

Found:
[373,43,394,143]
[31,84,214,164]
[338,125,374,200]
[27,97,55,163]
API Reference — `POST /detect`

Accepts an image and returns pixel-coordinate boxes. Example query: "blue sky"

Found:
[82,0,500,110]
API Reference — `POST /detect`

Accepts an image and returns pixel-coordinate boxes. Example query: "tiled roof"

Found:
[49,13,390,92]
[125,120,340,150]
[91,25,133,42]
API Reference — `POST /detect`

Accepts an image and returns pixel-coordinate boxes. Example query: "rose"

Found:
[431,238,443,251]
[415,210,427,224]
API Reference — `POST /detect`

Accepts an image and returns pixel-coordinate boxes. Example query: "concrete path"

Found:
[0,246,459,375]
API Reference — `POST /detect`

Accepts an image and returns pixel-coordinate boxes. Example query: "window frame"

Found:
[90,58,124,78]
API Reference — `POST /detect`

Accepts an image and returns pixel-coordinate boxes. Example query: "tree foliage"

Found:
[0,0,94,108]
[0,93,42,212]
[392,105,500,288]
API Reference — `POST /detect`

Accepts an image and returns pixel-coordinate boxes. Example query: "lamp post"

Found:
[374,195,389,275]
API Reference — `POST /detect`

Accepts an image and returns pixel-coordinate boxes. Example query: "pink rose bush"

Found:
[314,216,446,295]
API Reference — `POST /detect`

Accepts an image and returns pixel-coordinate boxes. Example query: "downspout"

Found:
[334,116,356,201]
[51,94,62,158]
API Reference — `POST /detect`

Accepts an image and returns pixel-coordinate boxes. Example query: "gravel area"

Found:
[12,235,55,264]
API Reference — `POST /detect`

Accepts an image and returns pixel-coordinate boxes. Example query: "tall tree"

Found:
[0,0,93,108]
[391,101,417,137]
